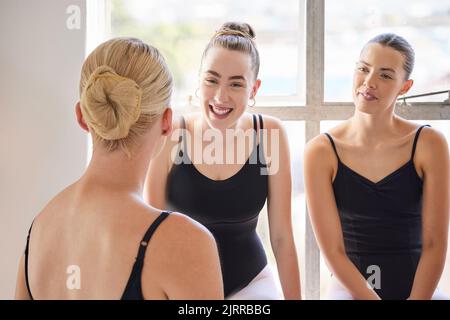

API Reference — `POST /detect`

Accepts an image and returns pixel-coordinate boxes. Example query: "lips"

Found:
[209,104,233,118]
[359,91,378,101]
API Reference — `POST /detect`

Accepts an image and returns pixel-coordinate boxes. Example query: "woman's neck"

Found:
[349,108,399,145]
[80,146,151,196]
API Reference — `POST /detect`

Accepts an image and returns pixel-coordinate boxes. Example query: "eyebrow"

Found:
[205,70,246,81]
[359,61,396,73]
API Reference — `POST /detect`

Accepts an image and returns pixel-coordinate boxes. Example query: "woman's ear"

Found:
[250,79,262,99]
[75,102,89,132]
[399,79,414,96]
[161,107,173,136]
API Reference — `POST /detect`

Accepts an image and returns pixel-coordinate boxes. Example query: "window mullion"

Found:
[303,0,325,300]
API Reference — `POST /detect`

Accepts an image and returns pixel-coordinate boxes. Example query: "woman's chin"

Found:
[354,102,380,115]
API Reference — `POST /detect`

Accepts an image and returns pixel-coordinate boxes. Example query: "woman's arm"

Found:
[304,135,380,300]
[264,116,301,299]
[409,128,449,300]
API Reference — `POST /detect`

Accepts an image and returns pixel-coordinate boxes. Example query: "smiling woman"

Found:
[353,34,415,116]
[198,23,260,130]
[201,49,258,124]
[305,33,450,300]
[145,22,302,300]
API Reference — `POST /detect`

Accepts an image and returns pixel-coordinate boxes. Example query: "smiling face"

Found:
[199,47,260,130]
[353,43,413,115]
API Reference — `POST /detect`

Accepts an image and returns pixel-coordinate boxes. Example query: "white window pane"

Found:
[110,0,304,108]
[325,0,450,102]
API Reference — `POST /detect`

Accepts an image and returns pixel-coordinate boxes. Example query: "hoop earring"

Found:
[195,88,200,98]
[248,98,256,107]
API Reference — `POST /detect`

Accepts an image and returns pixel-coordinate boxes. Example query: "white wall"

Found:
[0,0,87,299]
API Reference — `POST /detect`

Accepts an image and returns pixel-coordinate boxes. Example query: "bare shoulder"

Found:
[305,133,336,162]
[127,206,218,264]
[259,113,284,130]
[163,211,214,238]
[146,211,222,299]
[304,133,339,182]
[418,126,448,147]
[416,126,449,164]
[257,114,288,150]
[405,122,449,179]
[150,211,220,285]
[157,212,216,253]
[31,183,77,228]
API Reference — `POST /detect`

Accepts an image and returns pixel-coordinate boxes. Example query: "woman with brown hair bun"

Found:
[305,34,449,300]
[146,22,301,300]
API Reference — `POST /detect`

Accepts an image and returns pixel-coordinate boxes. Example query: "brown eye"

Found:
[205,78,218,84]
[357,66,369,73]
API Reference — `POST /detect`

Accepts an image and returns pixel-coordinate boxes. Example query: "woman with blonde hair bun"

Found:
[15,37,223,300]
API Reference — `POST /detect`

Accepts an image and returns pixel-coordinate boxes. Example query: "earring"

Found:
[248,98,256,107]
[195,88,200,98]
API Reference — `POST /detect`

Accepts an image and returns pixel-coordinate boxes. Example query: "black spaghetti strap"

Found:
[24,221,34,300]
[258,114,264,130]
[257,114,264,147]
[257,114,267,166]
[122,211,171,299]
[252,114,257,148]
[135,211,170,262]
[249,114,259,165]
[411,125,431,160]
[323,133,341,162]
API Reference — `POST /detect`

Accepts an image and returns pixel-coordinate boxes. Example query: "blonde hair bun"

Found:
[80,65,142,140]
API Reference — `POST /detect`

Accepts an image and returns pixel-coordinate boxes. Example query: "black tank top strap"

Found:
[411,125,431,161]
[136,211,170,262]
[258,114,264,146]
[252,114,258,148]
[122,211,170,299]
[24,221,34,300]
[257,114,266,165]
[258,114,264,130]
[252,113,257,130]
[323,133,341,162]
